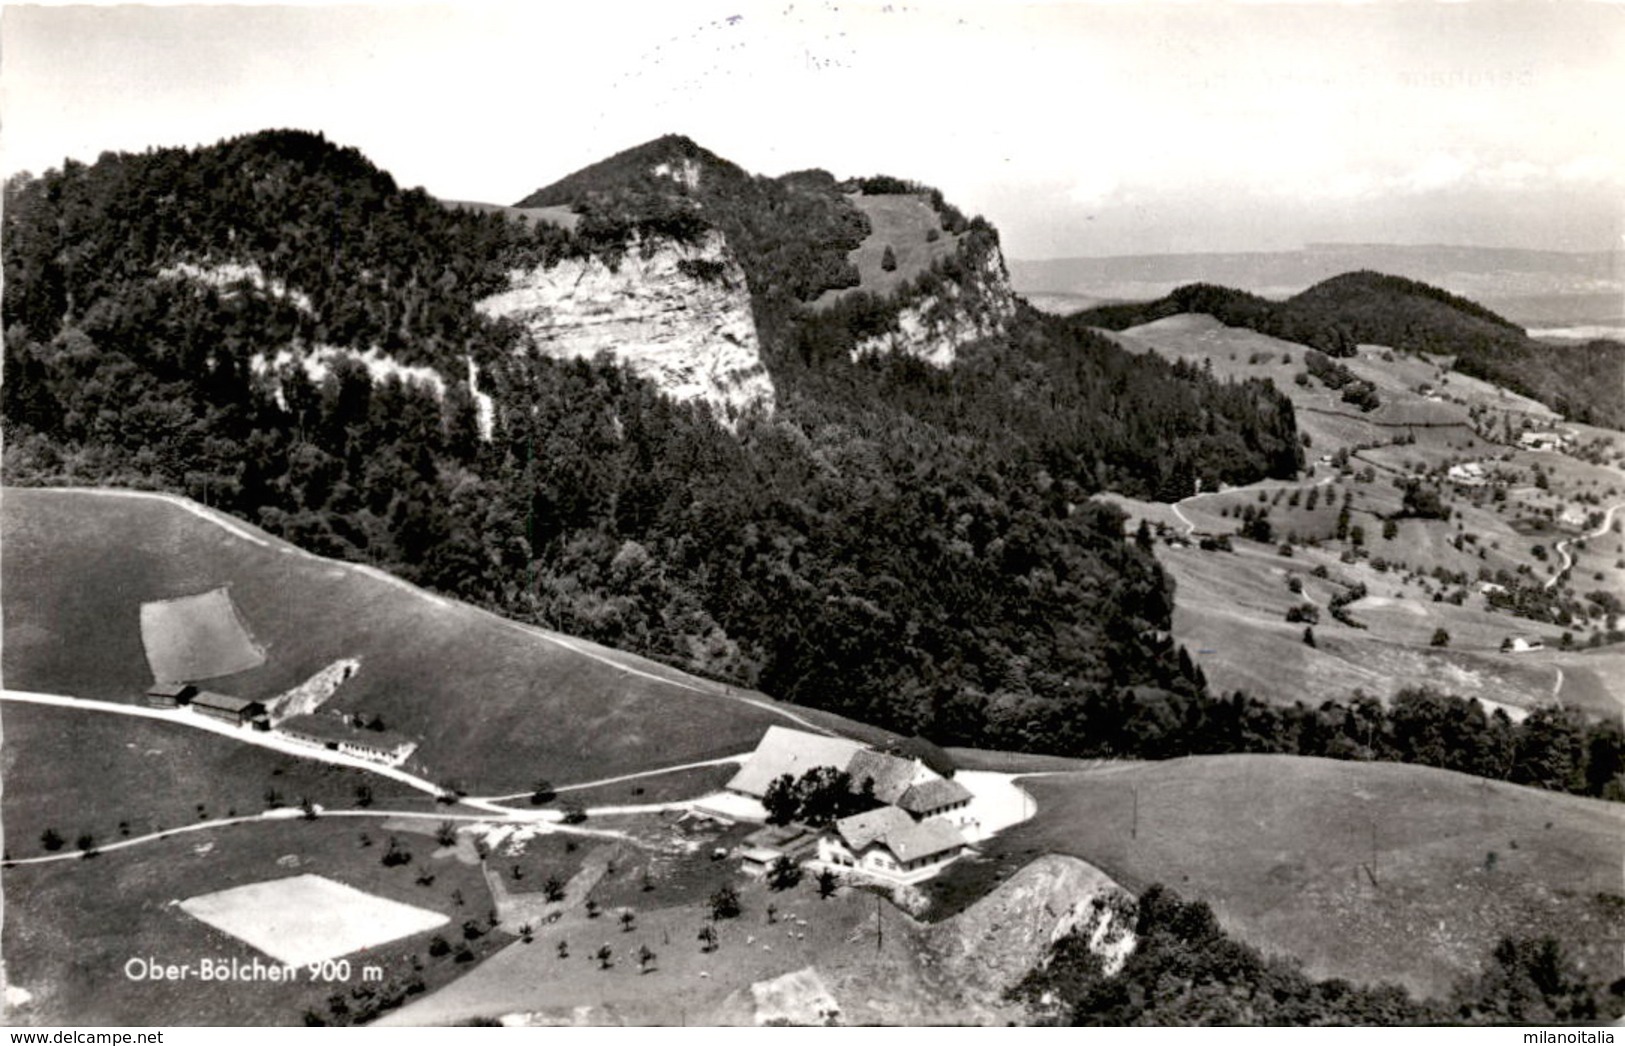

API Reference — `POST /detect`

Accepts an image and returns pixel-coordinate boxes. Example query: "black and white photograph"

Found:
[1,0,1622,1029]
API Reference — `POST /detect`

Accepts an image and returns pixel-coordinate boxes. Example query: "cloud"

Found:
[1066,171,1119,208]
[1395,153,1474,194]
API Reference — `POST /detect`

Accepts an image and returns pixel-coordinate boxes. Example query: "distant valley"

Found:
[1010,243,1624,332]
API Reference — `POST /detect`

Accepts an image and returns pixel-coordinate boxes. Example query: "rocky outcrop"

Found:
[926,854,1136,1000]
[852,245,1019,367]
[160,260,314,316]
[475,230,774,425]
[249,345,494,441]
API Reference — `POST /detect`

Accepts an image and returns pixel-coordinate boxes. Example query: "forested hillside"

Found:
[3,129,1302,748]
[1076,272,1625,427]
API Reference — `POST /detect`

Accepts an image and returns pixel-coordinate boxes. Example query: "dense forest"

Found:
[1076,273,1625,428]
[3,130,1305,746]
[1031,685,1623,802]
[1013,884,1619,1025]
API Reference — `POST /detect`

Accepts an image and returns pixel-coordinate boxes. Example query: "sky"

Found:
[3,1,1622,258]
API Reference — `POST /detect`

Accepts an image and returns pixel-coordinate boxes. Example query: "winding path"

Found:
[1170,474,1335,537]
[1544,500,1625,591]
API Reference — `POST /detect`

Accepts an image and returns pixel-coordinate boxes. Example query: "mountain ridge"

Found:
[1071,272,1625,427]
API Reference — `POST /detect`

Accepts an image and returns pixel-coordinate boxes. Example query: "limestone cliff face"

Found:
[852,245,1019,367]
[475,230,774,425]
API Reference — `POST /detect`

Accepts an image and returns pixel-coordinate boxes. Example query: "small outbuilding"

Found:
[190,691,265,727]
[146,681,198,708]
[739,846,785,877]
[276,713,417,765]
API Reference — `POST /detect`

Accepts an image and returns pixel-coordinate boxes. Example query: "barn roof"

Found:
[725,726,866,797]
[844,749,921,805]
[898,777,973,814]
[190,691,260,714]
[146,681,195,697]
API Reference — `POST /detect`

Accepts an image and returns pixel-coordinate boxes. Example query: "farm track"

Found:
[1294,406,1475,430]
[2,807,644,868]
[1,688,455,802]
[472,755,747,804]
[0,690,722,826]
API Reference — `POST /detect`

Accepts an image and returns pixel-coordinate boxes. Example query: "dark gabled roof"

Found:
[190,691,259,713]
[146,681,195,697]
[878,735,958,778]
[844,749,919,805]
[898,777,973,814]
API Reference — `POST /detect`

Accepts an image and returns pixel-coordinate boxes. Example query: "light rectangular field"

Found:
[139,585,265,682]
[178,873,447,966]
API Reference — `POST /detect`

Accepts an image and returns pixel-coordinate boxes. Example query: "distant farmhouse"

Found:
[1519,430,1572,452]
[277,712,417,766]
[1447,462,1487,487]
[726,725,975,883]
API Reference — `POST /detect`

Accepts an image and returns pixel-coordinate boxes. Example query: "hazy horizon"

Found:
[4,1,1621,258]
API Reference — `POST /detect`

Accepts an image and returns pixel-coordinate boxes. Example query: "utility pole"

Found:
[1131,785,1139,840]
[875,891,882,954]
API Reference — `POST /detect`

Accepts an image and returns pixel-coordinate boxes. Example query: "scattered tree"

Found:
[709,885,741,920]
[766,856,803,891]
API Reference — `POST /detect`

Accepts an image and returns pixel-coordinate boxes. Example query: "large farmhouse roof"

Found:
[834,806,966,863]
[726,726,866,797]
[845,749,922,805]
[883,819,967,863]
[834,806,916,851]
[898,776,973,814]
